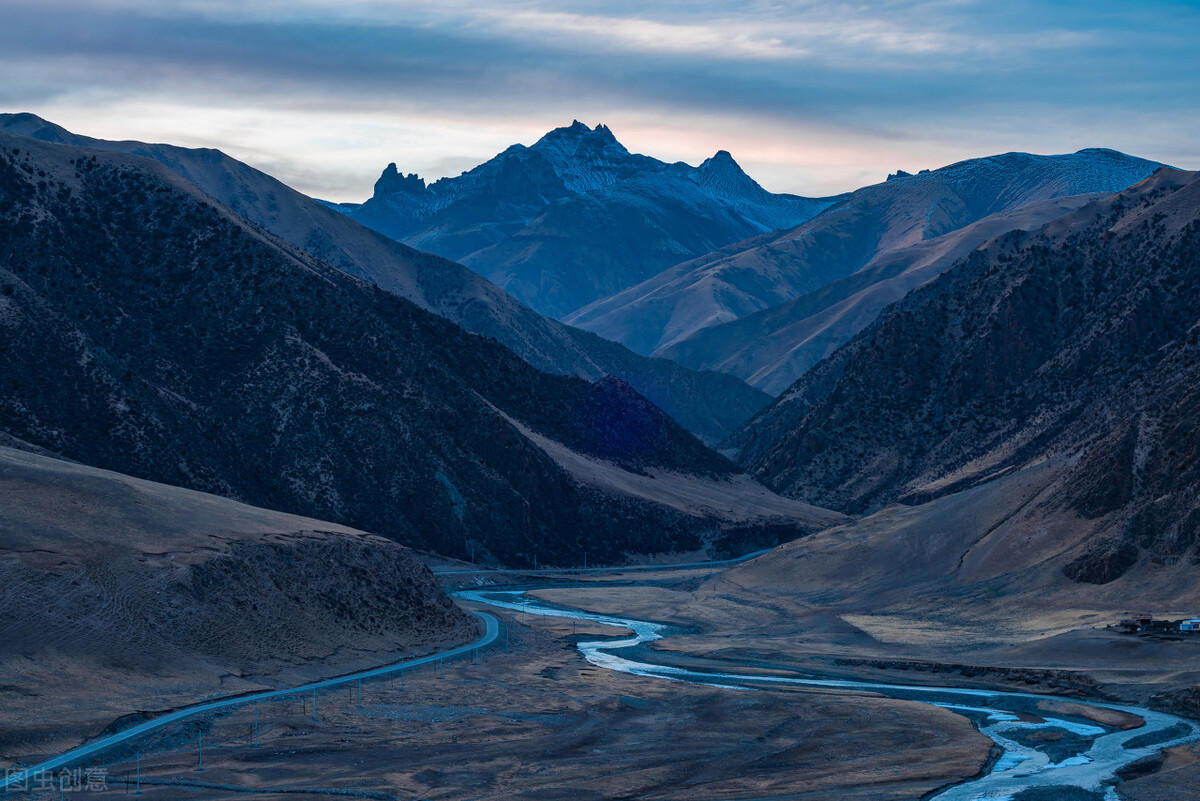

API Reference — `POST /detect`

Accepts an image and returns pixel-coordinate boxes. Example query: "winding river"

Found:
[460,589,1198,801]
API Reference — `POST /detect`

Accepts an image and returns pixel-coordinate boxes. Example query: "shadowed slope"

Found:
[0,132,796,568]
[729,167,1200,581]
[0,113,767,444]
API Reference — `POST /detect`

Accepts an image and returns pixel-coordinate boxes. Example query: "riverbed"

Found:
[459,590,1198,801]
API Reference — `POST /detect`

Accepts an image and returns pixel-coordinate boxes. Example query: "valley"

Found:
[463,589,1197,801]
[3,70,1200,801]
[5,553,1199,801]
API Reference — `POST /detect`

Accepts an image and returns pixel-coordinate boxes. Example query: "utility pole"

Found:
[254,707,259,748]
[312,689,317,722]
[135,753,141,795]
[196,732,204,772]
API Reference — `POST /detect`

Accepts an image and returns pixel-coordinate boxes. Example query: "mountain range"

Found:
[5,100,1200,801]
[0,113,767,446]
[568,149,1165,391]
[4,110,1198,588]
[725,166,1200,583]
[337,121,833,319]
[0,131,832,567]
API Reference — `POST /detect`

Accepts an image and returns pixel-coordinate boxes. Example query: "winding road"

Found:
[0,611,499,792]
[460,590,1199,801]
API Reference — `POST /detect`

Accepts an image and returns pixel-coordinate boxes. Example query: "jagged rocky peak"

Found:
[698,149,743,171]
[887,169,913,181]
[556,118,592,135]
[533,120,631,160]
[693,149,767,197]
[373,162,427,198]
[528,120,643,193]
[540,119,619,143]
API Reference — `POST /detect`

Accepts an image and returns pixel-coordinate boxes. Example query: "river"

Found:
[459,589,1198,801]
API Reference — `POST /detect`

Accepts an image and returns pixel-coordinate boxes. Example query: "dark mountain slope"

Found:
[0,113,767,445]
[727,168,1200,580]
[570,149,1164,362]
[0,132,787,567]
[346,121,831,319]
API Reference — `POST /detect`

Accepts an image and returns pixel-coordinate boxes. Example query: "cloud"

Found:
[2,0,1196,199]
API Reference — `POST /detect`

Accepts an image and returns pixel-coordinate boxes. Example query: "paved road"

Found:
[0,611,499,791]
[431,548,773,576]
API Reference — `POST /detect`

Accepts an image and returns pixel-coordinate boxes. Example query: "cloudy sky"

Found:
[4,0,1197,201]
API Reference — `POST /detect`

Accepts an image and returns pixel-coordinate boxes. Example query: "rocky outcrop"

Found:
[373,163,427,197]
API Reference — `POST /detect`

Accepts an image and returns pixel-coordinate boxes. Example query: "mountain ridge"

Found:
[343,121,834,318]
[0,131,824,567]
[657,192,1108,393]
[568,147,1166,372]
[725,166,1200,581]
[0,112,767,445]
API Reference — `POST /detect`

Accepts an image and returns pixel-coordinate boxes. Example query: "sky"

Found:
[3,0,1198,201]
